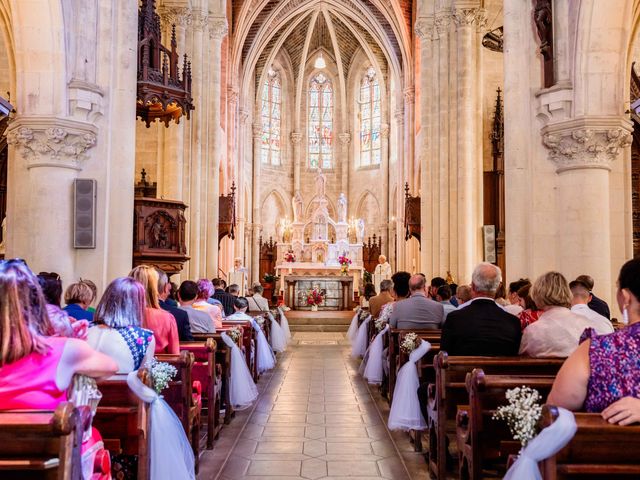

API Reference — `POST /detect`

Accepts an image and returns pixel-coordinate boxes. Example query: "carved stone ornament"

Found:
[542,121,633,173]
[338,133,351,146]
[381,123,390,139]
[252,123,262,139]
[6,117,98,170]
[290,132,302,145]
[434,12,452,36]
[208,17,228,40]
[158,7,192,27]
[453,8,487,30]
[414,17,435,41]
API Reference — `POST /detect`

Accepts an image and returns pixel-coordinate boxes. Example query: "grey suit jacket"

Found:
[389,293,444,330]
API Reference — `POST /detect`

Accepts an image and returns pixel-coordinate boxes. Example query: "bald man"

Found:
[389,274,444,330]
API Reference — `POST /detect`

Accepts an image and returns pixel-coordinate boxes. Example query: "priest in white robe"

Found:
[373,255,392,293]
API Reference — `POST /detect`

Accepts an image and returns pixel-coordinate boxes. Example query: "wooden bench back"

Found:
[540,405,640,479]
[0,402,83,480]
[222,320,257,380]
[94,369,151,480]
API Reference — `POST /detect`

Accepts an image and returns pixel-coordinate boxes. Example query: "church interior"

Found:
[1,0,640,479]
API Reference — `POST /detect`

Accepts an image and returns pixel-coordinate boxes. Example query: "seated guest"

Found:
[429,276,446,300]
[494,283,510,307]
[548,259,640,424]
[167,281,180,307]
[80,278,98,313]
[212,277,236,316]
[247,283,270,311]
[226,297,253,321]
[193,279,223,329]
[38,271,74,337]
[442,263,521,356]
[391,271,411,301]
[228,284,240,297]
[504,278,530,316]
[87,277,156,373]
[63,280,95,323]
[369,279,394,318]
[360,282,377,308]
[517,283,543,330]
[455,284,472,307]
[575,274,611,320]
[157,269,193,341]
[178,280,216,333]
[519,272,607,358]
[570,280,614,334]
[129,265,179,354]
[449,283,459,307]
[436,285,457,321]
[389,275,444,330]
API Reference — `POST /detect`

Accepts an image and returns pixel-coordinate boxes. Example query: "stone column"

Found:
[394,108,406,270]
[403,87,416,191]
[237,108,250,264]
[542,118,632,298]
[6,118,97,283]
[380,123,391,253]
[206,16,228,278]
[338,132,351,196]
[453,4,486,282]
[291,131,302,193]
[252,123,263,284]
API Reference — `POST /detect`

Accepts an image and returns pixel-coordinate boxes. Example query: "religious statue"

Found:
[356,218,365,243]
[150,217,169,248]
[292,191,303,222]
[315,168,326,197]
[337,193,347,223]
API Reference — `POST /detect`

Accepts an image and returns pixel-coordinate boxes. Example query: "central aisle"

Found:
[199,332,417,479]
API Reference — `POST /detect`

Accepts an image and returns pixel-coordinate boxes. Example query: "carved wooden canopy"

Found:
[137,0,194,127]
[219,182,237,242]
[404,183,421,243]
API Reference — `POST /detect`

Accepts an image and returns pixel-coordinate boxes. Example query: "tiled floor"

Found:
[197,332,427,479]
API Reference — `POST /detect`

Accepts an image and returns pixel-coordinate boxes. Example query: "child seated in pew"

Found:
[548,258,640,425]
[0,260,118,477]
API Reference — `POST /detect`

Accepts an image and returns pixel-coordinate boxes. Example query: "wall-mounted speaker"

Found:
[483,225,496,264]
[74,179,97,249]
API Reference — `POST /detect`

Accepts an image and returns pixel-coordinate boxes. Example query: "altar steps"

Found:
[285,310,353,332]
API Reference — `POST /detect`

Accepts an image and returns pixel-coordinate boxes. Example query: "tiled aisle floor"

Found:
[197,332,425,479]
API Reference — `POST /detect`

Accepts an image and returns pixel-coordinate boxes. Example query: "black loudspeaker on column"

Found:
[73,179,97,249]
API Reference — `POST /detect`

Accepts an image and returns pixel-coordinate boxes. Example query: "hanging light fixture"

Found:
[314,51,326,69]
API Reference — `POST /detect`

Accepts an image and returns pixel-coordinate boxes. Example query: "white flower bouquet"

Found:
[400,332,420,354]
[255,316,265,327]
[492,386,543,449]
[227,326,243,344]
[374,317,387,332]
[150,359,178,394]
[378,303,394,323]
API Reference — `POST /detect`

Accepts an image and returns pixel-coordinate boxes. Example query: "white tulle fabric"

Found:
[251,318,276,373]
[126,372,195,480]
[362,324,389,385]
[220,332,259,410]
[351,314,372,358]
[388,340,431,431]
[277,307,292,342]
[269,312,288,352]
[503,407,577,480]
[347,311,360,342]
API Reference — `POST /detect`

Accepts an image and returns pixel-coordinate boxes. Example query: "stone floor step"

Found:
[290,324,349,332]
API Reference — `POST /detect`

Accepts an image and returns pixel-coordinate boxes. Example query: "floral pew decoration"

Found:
[219,331,259,410]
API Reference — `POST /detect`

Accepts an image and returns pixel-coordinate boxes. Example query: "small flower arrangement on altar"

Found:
[226,326,243,345]
[263,272,280,284]
[338,252,352,275]
[400,332,421,354]
[150,359,178,394]
[284,250,296,262]
[306,287,325,311]
[492,386,543,450]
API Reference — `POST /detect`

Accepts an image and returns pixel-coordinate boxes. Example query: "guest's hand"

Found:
[70,319,89,340]
[601,397,640,425]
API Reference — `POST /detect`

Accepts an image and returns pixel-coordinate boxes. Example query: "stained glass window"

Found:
[261,70,281,165]
[308,73,333,169]
[359,66,381,167]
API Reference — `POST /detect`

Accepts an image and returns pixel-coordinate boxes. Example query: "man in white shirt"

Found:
[247,283,270,311]
[226,296,253,321]
[569,280,614,334]
[435,285,457,321]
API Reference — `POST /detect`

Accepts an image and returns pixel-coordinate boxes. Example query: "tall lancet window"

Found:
[261,70,282,165]
[359,66,381,166]
[308,73,333,169]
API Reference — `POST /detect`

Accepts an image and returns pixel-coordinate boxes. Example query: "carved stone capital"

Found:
[228,87,239,105]
[338,133,351,146]
[290,132,302,145]
[6,116,98,170]
[403,87,415,103]
[453,7,487,30]
[208,17,228,40]
[541,117,633,173]
[381,123,390,139]
[415,17,435,41]
[434,12,452,35]
[394,109,404,123]
[191,12,209,32]
[252,123,263,139]
[158,7,192,27]
[239,109,250,125]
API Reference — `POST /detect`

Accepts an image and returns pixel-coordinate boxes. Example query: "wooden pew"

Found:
[456,369,555,480]
[94,369,151,480]
[427,352,564,480]
[155,351,201,473]
[387,328,442,405]
[539,405,640,479]
[0,402,86,480]
[180,338,222,450]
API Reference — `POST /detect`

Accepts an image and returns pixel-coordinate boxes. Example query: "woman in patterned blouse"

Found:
[548,259,640,424]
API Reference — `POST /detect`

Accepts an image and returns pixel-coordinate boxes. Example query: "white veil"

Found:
[220,332,259,410]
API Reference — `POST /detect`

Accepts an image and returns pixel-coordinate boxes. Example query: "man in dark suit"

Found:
[440,263,521,356]
[575,274,611,320]
[157,269,193,341]
[212,277,236,316]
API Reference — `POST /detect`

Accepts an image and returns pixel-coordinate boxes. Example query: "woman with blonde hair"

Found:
[519,271,610,358]
[63,280,95,323]
[129,265,179,354]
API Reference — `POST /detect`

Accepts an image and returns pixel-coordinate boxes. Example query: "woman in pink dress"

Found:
[0,259,118,477]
